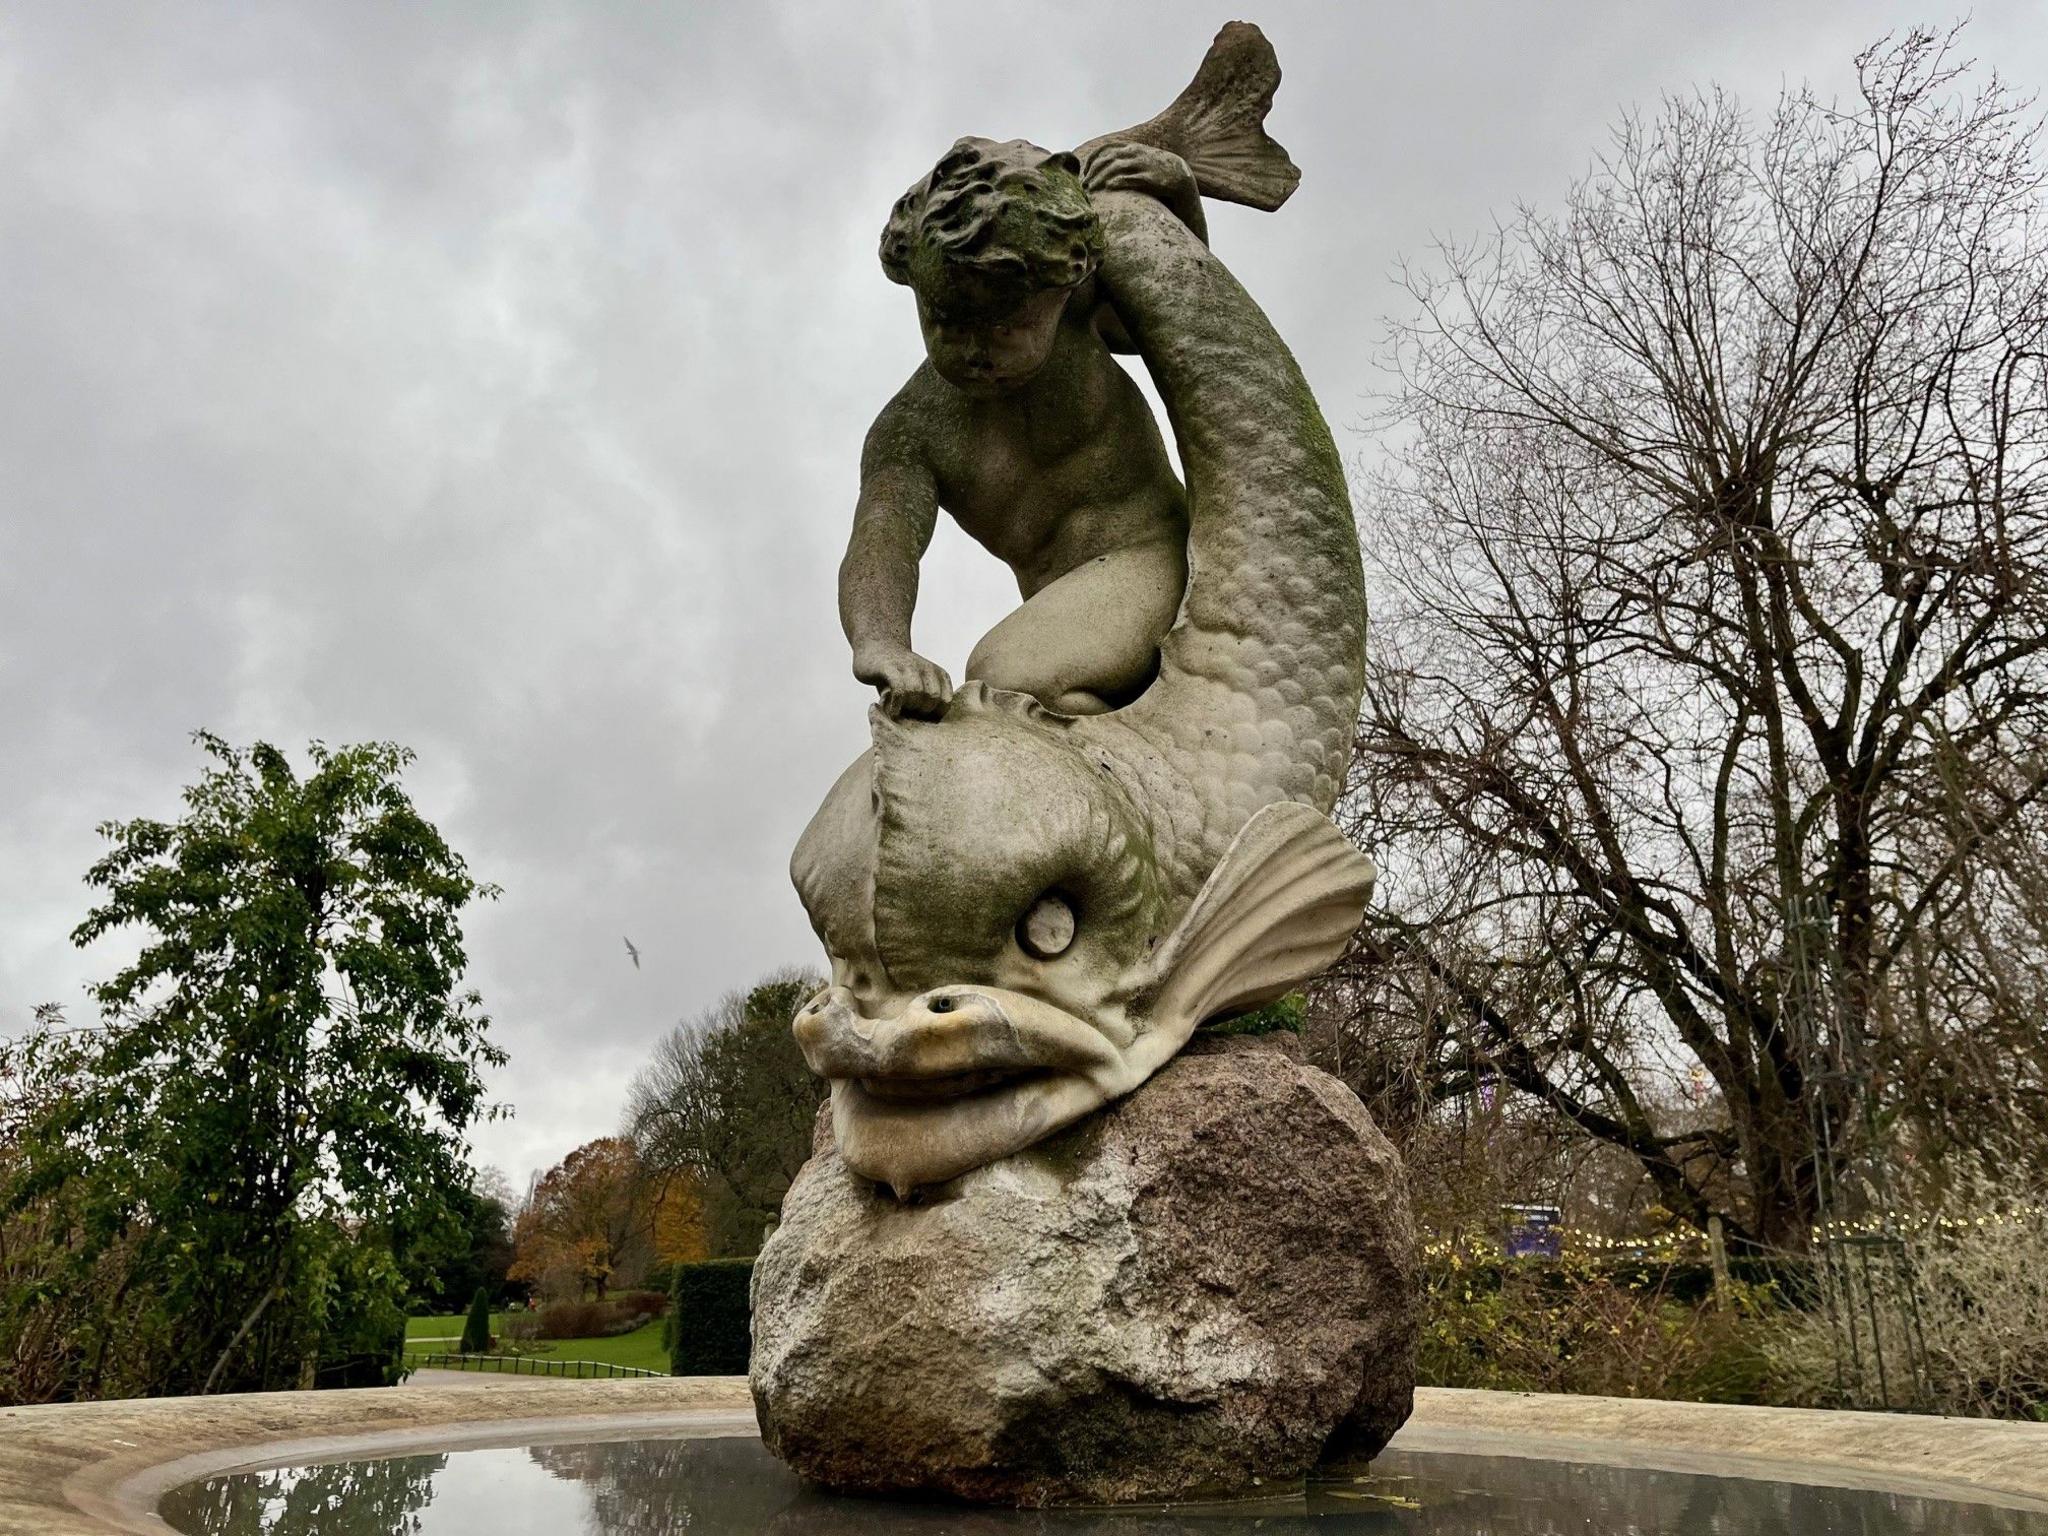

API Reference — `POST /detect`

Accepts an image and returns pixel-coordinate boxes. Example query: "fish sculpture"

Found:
[791,23,1374,1197]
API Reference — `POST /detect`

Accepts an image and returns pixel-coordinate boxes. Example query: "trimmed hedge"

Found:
[669,1258,755,1376]
[459,1286,493,1354]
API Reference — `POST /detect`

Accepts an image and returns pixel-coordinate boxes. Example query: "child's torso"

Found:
[924,338,1188,598]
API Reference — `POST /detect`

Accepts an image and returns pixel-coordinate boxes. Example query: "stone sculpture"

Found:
[791,21,1376,1198]
[838,26,1299,724]
[756,23,1418,1504]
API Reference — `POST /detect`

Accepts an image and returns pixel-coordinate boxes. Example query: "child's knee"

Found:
[963,638,1046,696]
[1048,689,1112,715]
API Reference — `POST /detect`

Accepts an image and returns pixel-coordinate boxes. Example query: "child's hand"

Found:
[1082,141,1205,242]
[1083,140,1192,197]
[854,644,954,719]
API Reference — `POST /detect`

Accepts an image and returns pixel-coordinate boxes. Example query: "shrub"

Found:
[534,1300,603,1339]
[670,1258,754,1375]
[1206,992,1306,1038]
[1766,1181,2048,1419]
[1418,1247,1777,1403]
[534,1290,667,1341]
[458,1286,493,1354]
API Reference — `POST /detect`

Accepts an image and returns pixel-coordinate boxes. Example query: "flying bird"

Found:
[623,936,641,970]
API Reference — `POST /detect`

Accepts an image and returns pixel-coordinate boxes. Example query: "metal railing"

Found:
[403,1350,668,1381]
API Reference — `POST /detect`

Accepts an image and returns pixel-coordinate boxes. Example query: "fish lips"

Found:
[794,984,1137,1196]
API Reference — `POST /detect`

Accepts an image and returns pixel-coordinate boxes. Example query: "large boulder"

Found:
[750,1034,1418,1506]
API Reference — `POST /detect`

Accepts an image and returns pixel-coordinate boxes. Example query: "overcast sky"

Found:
[4,1,2043,1189]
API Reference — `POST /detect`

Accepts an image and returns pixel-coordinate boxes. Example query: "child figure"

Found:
[839,134,1207,718]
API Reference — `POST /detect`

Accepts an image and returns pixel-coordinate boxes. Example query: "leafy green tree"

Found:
[458,1285,493,1354]
[629,969,825,1257]
[2,733,503,1399]
[413,1171,517,1310]
[0,1005,144,1405]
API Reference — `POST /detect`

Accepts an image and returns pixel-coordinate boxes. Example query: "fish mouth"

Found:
[793,984,1127,1085]
[793,984,1142,1195]
[855,1066,1044,1104]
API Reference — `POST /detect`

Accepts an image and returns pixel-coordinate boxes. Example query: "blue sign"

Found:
[1502,1203,1562,1259]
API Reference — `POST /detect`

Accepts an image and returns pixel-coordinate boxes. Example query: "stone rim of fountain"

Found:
[4,1381,2044,1533]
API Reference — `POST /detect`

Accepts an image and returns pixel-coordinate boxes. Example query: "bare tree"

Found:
[1340,28,2048,1251]
[626,967,825,1257]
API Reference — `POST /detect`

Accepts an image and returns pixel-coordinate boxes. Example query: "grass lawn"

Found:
[518,1320,668,1374]
[404,1315,669,1375]
[404,1311,514,1343]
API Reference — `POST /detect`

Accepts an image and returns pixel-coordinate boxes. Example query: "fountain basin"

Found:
[5,1379,2045,1533]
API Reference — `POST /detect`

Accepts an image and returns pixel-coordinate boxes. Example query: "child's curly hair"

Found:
[880,137,1101,305]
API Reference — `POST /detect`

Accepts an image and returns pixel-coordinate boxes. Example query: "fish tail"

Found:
[1096,22,1301,212]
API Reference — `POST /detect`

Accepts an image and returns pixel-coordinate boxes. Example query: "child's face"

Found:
[917,283,1070,395]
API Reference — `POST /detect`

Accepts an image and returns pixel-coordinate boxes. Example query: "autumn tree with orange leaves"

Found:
[508,1137,704,1302]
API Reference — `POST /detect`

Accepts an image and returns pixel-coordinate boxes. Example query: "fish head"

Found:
[788,683,1376,1196]
[789,685,1165,1193]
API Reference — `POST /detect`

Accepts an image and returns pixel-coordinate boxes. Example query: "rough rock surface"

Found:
[750,1035,1418,1505]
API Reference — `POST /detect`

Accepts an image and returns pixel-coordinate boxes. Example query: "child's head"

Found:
[881,137,1101,393]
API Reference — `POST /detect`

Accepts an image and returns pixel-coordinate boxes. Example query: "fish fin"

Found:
[1083,22,1302,212]
[1134,802,1374,1055]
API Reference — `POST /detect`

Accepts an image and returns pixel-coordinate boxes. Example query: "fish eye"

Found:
[1017,893,1076,959]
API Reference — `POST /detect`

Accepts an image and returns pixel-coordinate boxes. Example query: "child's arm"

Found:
[840,405,954,718]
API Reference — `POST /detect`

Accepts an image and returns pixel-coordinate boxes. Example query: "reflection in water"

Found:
[524,1435,799,1529]
[161,1452,447,1536]
[159,1437,2048,1536]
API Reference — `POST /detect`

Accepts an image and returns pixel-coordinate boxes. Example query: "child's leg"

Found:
[964,537,1187,714]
